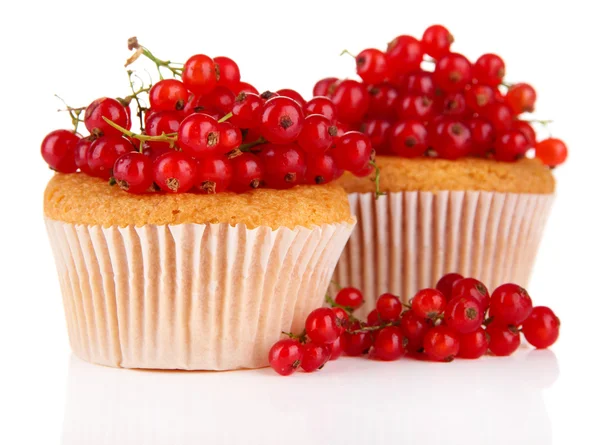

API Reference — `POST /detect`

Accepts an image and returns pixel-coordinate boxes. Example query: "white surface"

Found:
[1,0,600,444]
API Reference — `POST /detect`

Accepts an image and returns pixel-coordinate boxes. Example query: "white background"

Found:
[1,0,599,443]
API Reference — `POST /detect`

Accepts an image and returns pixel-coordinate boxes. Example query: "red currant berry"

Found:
[367,84,399,120]
[330,80,369,124]
[182,54,218,95]
[440,92,468,118]
[305,153,338,185]
[218,122,242,152]
[177,113,223,158]
[260,97,305,144]
[484,103,515,133]
[341,322,373,356]
[153,151,198,193]
[433,53,472,93]
[329,336,342,361]
[386,35,424,75]
[355,48,389,84]
[457,327,489,359]
[305,307,343,345]
[396,95,435,121]
[494,130,529,162]
[487,323,520,356]
[434,120,472,160]
[269,339,304,376]
[145,110,182,149]
[229,153,263,192]
[304,96,336,121]
[330,131,373,174]
[473,53,505,87]
[313,77,339,97]
[451,278,490,311]
[195,156,232,194]
[297,114,336,155]
[512,120,536,148]
[276,89,306,107]
[535,138,568,167]
[142,144,170,162]
[372,326,406,361]
[411,288,446,319]
[403,71,436,97]
[149,79,190,112]
[389,120,428,157]
[260,90,279,101]
[522,306,560,349]
[88,136,133,179]
[84,97,130,137]
[113,152,154,194]
[465,84,495,113]
[467,117,495,157]
[195,86,236,115]
[41,129,80,173]
[400,310,431,352]
[435,273,464,301]
[259,143,306,189]
[232,81,259,95]
[367,309,381,326]
[335,287,364,309]
[300,342,331,372]
[363,118,392,153]
[231,92,263,128]
[213,56,240,90]
[376,293,402,321]
[445,296,484,334]
[331,307,349,331]
[422,25,454,59]
[74,136,94,175]
[489,283,533,325]
[423,325,460,361]
[506,83,537,115]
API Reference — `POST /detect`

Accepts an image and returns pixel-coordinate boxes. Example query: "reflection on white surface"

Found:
[62,348,558,445]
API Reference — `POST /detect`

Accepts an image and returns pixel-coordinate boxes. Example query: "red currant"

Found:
[145,111,182,149]
[421,25,454,59]
[457,327,489,359]
[73,136,94,175]
[535,138,568,167]
[372,326,406,361]
[330,80,369,124]
[113,152,154,194]
[313,77,339,97]
[376,293,402,321]
[231,92,263,128]
[149,79,190,112]
[389,120,428,158]
[494,130,529,162]
[259,143,306,189]
[305,307,343,345]
[195,156,232,194]
[435,273,464,301]
[269,339,304,376]
[330,131,373,174]
[276,88,306,107]
[300,342,331,372]
[467,117,495,157]
[363,118,392,153]
[440,92,468,118]
[396,95,435,121]
[297,114,336,155]
[331,307,349,330]
[451,278,490,311]
[329,337,342,361]
[386,35,424,75]
[484,103,515,133]
[214,56,241,90]
[487,323,520,356]
[153,151,198,193]
[403,71,436,97]
[260,97,305,144]
[445,296,484,334]
[473,53,505,87]
[218,122,242,152]
[41,129,80,173]
[182,54,218,95]
[489,283,533,326]
[434,120,472,160]
[304,96,336,121]
[433,53,472,93]
[341,322,373,356]
[335,287,364,309]
[229,153,264,192]
[84,97,130,137]
[195,86,236,115]
[512,120,536,147]
[423,325,460,361]
[177,113,224,158]
[232,81,259,95]
[142,144,170,162]
[522,306,560,349]
[305,153,338,185]
[411,288,446,319]
[355,48,389,84]
[400,310,431,352]
[88,136,133,179]
[506,83,536,114]
[367,309,381,326]
[465,84,495,113]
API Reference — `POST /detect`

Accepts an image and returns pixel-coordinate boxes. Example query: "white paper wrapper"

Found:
[45,218,354,370]
[332,191,553,318]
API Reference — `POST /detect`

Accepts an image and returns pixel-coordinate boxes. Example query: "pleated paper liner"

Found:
[331,191,553,318]
[46,218,355,370]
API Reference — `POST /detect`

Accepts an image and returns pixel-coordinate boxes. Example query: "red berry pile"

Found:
[41,38,376,195]
[312,24,568,166]
[268,273,560,375]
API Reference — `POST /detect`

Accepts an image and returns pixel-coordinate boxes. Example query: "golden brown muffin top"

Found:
[44,173,353,229]
[337,156,555,194]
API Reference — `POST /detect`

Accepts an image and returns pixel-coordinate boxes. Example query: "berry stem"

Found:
[369,160,384,199]
[330,279,342,291]
[238,136,267,152]
[54,95,85,133]
[325,294,355,313]
[123,70,151,131]
[126,37,183,80]
[347,320,400,334]
[340,49,357,58]
[102,117,178,149]
[218,112,233,123]
[281,330,307,343]
[524,118,554,126]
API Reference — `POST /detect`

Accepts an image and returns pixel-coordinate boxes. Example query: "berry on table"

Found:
[376,293,402,321]
[445,296,484,334]
[400,310,431,352]
[522,306,560,349]
[371,326,406,361]
[487,323,521,356]
[341,322,373,356]
[451,278,490,311]
[305,307,343,345]
[457,327,489,359]
[300,342,331,372]
[411,288,446,319]
[489,283,533,325]
[329,337,343,361]
[269,339,304,376]
[423,325,460,361]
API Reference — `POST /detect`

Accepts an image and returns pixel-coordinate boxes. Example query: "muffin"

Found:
[332,156,554,317]
[45,173,354,370]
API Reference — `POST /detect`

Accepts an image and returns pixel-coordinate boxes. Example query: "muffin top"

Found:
[44,173,353,229]
[337,156,555,194]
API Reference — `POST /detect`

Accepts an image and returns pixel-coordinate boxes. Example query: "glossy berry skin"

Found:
[300,342,331,372]
[88,136,133,179]
[396,95,435,122]
[513,120,536,148]
[329,337,342,360]
[506,83,537,114]
[367,84,399,119]
[213,56,240,90]
[522,306,560,349]
[389,120,428,158]
[305,153,337,185]
[297,114,336,155]
[260,97,305,144]
[329,80,369,124]
[535,138,568,167]
[335,287,364,309]
[434,120,472,160]
[231,92,263,128]
[276,88,306,107]
[153,151,198,193]
[177,113,223,158]
[356,48,389,84]
[269,339,304,376]
[487,323,521,356]
[232,81,259,95]
[367,309,381,326]
[195,156,232,194]
[195,86,236,115]
[145,111,182,149]
[341,322,373,356]
[218,122,242,152]
[304,96,337,121]
[473,53,506,87]
[330,131,373,174]
[452,278,490,311]
[433,53,472,93]
[84,97,130,137]
[305,307,343,345]
[313,77,339,97]
[489,283,533,326]
[363,119,392,153]
[149,79,190,112]
[403,71,436,97]
[229,153,264,192]
[458,327,489,359]
[441,93,467,118]
[465,84,496,113]
[372,326,406,361]
[468,117,495,157]
[41,130,80,173]
[400,310,430,352]
[259,144,306,189]
[423,326,460,362]
[484,103,514,133]
[73,137,94,175]
[113,152,154,194]
[411,288,446,319]
[182,54,218,95]
[331,307,349,331]
[376,293,402,321]
[386,35,424,75]
[445,296,484,334]
[421,25,454,59]
[494,130,529,162]
[435,273,464,301]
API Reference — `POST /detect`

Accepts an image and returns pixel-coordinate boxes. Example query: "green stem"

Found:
[142,47,183,78]
[369,160,384,199]
[330,279,342,291]
[102,117,178,149]
[347,320,400,334]
[340,49,356,58]
[218,112,233,123]
[238,137,267,152]
[525,118,554,126]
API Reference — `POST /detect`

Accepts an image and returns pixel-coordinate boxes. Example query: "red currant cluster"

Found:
[311,24,568,166]
[41,38,375,195]
[268,273,560,375]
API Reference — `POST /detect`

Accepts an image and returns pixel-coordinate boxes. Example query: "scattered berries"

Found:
[522,306,560,349]
[268,339,304,376]
[489,283,533,326]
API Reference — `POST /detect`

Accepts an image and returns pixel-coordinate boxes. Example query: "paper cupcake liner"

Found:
[46,218,354,370]
[332,191,553,318]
